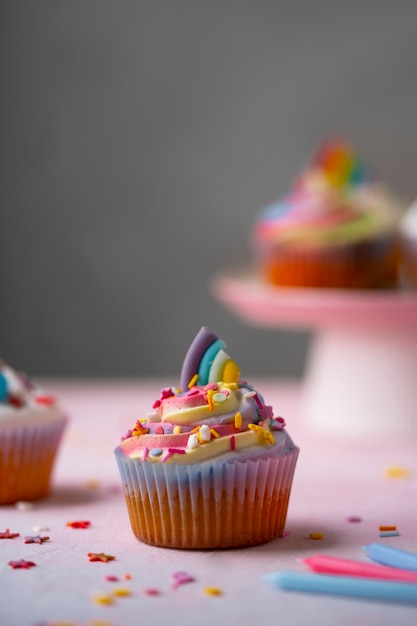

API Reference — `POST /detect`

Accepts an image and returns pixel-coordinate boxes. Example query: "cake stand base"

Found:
[301,327,417,439]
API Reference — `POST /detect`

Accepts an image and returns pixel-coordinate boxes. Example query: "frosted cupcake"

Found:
[399,198,417,289]
[253,140,403,289]
[0,362,68,504]
[115,327,299,549]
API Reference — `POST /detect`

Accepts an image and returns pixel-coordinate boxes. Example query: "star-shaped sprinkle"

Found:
[171,571,195,589]
[24,534,50,544]
[88,552,115,563]
[8,559,36,569]
[0,528,20,539]
[67,520,91,529]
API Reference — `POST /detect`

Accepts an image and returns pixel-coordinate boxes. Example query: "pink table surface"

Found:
[1,379,417,626]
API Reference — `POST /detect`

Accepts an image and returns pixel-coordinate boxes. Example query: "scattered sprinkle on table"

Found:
[93,593,114,605]
[384,466,411,479]
[144,588,161,596]
[88,552,116,563]
[203,586,223,596]
[24,534,50,544]
[8,559,36,569]
[346,515,362,523]
[379,525,397,531]
[32,525,50,533]
[111,587,131,597]
[67,520,91,529]
[0,528,20,539]
[171,571,195,588]
[105,575,119,582]
[309,532,325,540]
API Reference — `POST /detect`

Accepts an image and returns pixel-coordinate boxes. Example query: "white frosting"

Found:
[400,198,417,240]
[0,365,66,428]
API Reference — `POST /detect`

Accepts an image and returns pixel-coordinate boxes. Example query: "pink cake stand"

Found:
[211,269,417,439]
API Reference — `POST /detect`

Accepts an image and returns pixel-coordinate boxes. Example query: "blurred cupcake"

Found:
[253,140,403,289]
[0,362,68,504]
[115,326,299,549]
[399,198,417,289]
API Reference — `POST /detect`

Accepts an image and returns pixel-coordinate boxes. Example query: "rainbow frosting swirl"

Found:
[118,327,293,466]
[254,139,402,250]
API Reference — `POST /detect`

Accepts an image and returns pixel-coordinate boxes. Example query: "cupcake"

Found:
[115,327,299,549]
[399,198,417,289]
[253,140,403,289]
[0,362,68,504]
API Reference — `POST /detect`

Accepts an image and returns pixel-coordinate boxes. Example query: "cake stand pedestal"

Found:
[211,270,417,439]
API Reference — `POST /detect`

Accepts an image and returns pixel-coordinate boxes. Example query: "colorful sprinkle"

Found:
[111,587,131,597]
[213,393,227,403]
[142,446,149,461]
[346,515,362,523]
[172,571,195,589]
[188,373,199,389]
[199,424,211,442]
[173,426,182,434]
[187,433,199,450]
[32,525,50,533]
[88,552,116,563]
[105,575,119,582]
[67,520,91,529]
[309,532,325,540]
[209,428,220,438]
[24,535,50,544]
[203,586,223,596]
[144,588,161,596]
[0,528,20,539]
[230,435,236,451]
[234,412,242,429]
[379,530,400,537]
[384,466,411,479]
[93,593,114,605]
[153,424,165,435]
[8,559,36,569]
[132,421,149,436]
[149,448,163,457]
[379,525,397,531]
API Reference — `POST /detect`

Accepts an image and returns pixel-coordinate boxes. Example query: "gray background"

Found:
[1,1,417,379]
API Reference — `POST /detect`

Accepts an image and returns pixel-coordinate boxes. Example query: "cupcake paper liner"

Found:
[115,445,299,549]
[0,416,68,504]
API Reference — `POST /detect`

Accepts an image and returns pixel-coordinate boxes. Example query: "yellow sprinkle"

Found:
[84,479,100,490]
[309,532,325,540]
[112,587,132,597]
[203,586,223,596]
[173,425,182,434]
[234,412,242,429]
[223,382,238,389]
[248,423,262,432]
[207,390,214,411]
[88,620,114,626]
[93,594,114,605]
[190,425,201,433]
[188,374,199,389]
[264,430,275,445]
[210,428,220,438]
[384,466,411,479]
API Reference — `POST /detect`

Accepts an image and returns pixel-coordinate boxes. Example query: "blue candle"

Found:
[363,543,417,572]
[263,570,417,604]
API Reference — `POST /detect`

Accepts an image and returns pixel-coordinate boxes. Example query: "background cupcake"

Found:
[115,326,299,549]
[252,140,404,289]
[0,362,68,504]
[399,198,417,289]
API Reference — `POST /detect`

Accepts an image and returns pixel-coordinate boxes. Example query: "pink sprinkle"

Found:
[205,383,218,391]
[105,575,119,582]
[142,447,149,462]
[152,399,161,409]
[144,588,161,596]
[230,435,236,451]
[280,530,291,538]
[172,571,195,589]
[346,515,362,523]
[167,448,186,454]
[153,424,165,435]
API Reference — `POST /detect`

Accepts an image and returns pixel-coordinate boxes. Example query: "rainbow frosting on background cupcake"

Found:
[115,327,299,549]
[253,140,403,289]
[0,362,68,504]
